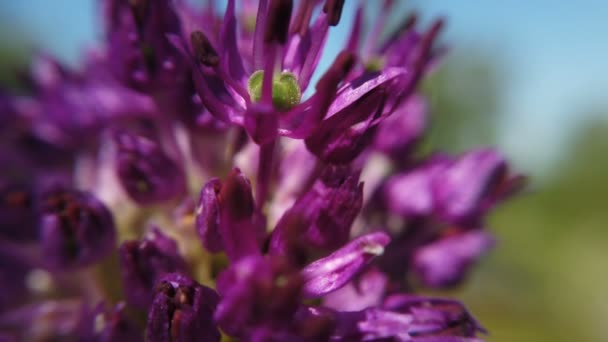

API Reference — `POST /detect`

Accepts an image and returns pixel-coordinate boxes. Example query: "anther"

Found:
[323,0,345,26]
[190,31,219,67]
[264,0,294,44]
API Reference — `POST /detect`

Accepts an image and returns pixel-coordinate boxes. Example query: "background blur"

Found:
[1,1,606,341]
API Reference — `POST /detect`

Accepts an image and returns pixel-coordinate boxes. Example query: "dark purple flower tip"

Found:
[382,295,487,338]
[147,273,220,342]
[119,227,189,309]
[270,167,363,256]
[39,187,116,270]
[374,95,427,159]
[195,169,263,260]
[190,30,219,67]
[301,231,391,298]
[218,168,255,220]
[264,0,294,44]
[0,183,38,242]
[323,0,345,26]
[214,256,304,338]
[78,302,143,342]
[114,131,187,205]
[315,51,356,102]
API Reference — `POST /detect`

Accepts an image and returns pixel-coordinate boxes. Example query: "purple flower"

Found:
[433,149,524,225]
[382,295,487,339]
[114,131,187,205]
[0,1,523,340]
[147,273,220,342]
[385,149,523,225]
[39,186,116,270]
[119,227,189,309]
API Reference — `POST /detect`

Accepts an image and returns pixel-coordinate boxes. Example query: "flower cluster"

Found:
[0,0,524,341]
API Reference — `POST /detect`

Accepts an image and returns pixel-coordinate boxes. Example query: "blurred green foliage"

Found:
[425,55,608,342]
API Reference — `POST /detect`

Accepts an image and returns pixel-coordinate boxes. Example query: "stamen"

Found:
[313,51,355,115]
[413,18,444,72]
[323,0,345,26]
[383,12,418,49]
[190,31,219,67]
[290,0,315,36]
[264,0,294,44]
[316,51,356,91]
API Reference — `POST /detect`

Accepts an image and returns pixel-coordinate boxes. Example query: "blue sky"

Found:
[1,1,607,173]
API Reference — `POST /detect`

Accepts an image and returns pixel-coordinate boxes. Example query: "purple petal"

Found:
[433,149,507,224]
[195,179,224,253]
[323,268,388,311]
[220,0,248,84]
[270,167,363,256]
[301,231,390,298]
[413,230,495,288]
[384,156,450,217]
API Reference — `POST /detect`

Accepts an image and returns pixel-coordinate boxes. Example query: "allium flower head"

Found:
[0,0,525,341]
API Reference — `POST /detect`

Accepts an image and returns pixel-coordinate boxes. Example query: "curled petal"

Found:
[301,231,390,298]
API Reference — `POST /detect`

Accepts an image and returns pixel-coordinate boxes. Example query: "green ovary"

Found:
[247,70,302,111]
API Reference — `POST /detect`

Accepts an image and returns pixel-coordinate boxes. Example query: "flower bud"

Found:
[40,187,116,270]
[115,131,187,205]
[195,169,263,261]
[147,273,220,342]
